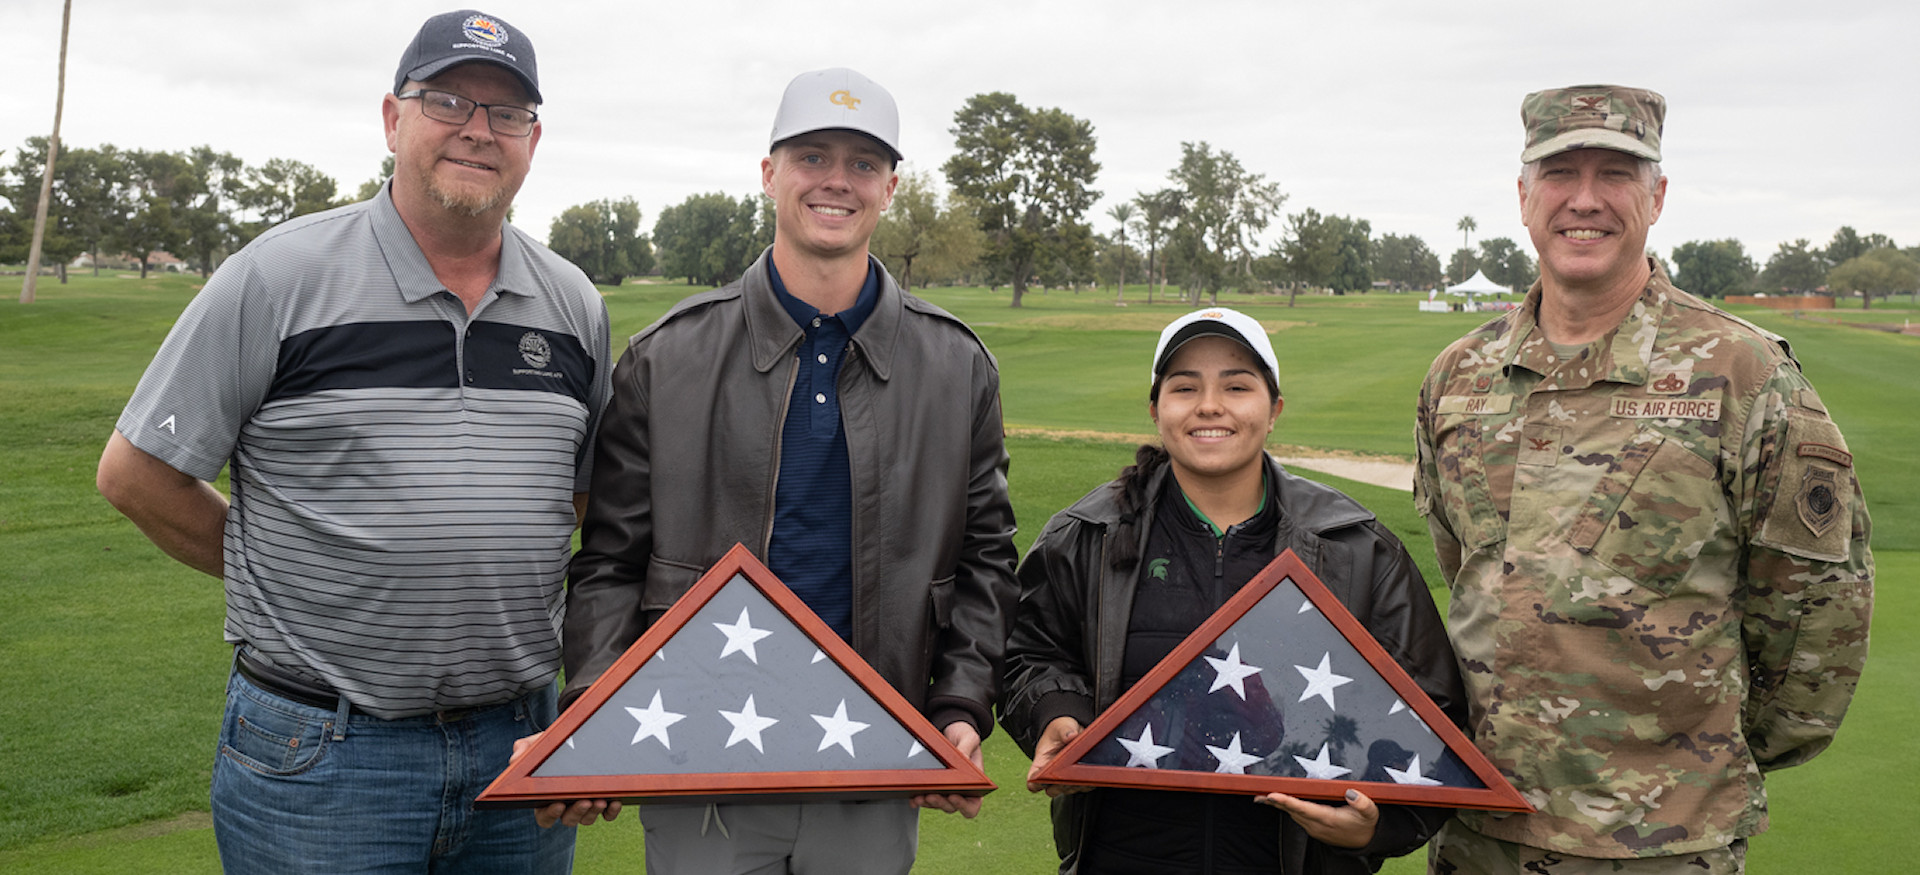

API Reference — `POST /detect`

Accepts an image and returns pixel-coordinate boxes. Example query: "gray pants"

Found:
[641,799,919,875]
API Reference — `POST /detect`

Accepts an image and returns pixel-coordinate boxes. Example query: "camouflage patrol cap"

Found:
[1520,84,1664,163]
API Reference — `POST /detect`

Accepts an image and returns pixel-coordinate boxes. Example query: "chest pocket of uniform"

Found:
[1431,413,1507,550]
[1568,426,1721,594]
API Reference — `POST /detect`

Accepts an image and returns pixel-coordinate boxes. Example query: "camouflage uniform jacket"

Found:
[1412,269,1873,858]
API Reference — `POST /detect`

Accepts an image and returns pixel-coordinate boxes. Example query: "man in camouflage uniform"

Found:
[1413,84,1874,874]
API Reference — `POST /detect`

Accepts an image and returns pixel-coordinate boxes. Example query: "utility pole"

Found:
[22,0,74,304]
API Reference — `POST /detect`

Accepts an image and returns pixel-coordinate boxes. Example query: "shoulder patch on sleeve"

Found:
[1794,386,1828,414]
[1754,409,1854,562]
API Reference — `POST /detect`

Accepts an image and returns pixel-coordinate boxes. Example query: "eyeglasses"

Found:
[397,89,538,137]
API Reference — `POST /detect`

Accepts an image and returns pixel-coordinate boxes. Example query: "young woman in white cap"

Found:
[1000,307,1465,874]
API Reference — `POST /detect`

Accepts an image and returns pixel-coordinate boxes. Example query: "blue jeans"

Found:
[212,669,573,874]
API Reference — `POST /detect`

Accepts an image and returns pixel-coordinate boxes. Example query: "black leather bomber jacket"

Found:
[1001,456,1466,873]
[561,249,1019,735]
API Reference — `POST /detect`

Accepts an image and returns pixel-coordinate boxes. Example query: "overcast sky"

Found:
[8,0,1917,269]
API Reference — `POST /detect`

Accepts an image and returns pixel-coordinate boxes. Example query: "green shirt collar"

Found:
[1181,468,1269,538]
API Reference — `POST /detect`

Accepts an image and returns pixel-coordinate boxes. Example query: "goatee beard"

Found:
[430,185,506,218]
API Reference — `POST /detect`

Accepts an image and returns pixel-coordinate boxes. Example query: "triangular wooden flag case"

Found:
[1032,549,1530,812]
[479,544,994,807]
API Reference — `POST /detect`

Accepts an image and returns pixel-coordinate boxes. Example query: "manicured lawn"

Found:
[2,274,1912,872]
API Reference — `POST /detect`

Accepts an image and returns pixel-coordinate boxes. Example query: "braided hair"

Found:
[1108,443,1170,572]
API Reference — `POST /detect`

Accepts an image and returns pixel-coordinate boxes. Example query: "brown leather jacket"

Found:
[562,251,1018,734]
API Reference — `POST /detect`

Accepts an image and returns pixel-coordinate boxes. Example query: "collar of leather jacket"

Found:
[741,248,903,382]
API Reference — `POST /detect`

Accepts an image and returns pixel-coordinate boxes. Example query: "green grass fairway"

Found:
[2,275,1913,872]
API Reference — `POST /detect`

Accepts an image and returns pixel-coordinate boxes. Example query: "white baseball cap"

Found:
[1151,307,1280,390]
[768,68,902,163]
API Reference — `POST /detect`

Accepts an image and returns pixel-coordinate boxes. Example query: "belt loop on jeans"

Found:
[332,695,350,741]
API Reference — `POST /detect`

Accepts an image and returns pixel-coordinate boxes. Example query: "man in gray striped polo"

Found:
[96,10,609,872]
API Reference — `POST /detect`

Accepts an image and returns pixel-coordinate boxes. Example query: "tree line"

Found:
[0,137,377,281]
[1668,228,1920,309]
[11,105,1918,308]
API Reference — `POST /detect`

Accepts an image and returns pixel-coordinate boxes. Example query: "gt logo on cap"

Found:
[830,90,861,110]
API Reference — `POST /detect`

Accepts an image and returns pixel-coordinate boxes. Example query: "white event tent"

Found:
[1445,270,1508,298]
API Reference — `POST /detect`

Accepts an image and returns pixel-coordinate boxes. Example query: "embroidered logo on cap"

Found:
[463,15,509,48]
[830,90,861,110]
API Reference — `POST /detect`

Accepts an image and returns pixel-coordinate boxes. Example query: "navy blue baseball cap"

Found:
[394,10,541,104]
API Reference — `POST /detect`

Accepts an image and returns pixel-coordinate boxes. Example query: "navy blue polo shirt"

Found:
[765,257,880,641]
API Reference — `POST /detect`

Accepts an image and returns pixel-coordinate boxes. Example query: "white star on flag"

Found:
[1204,642,1263,700]
[625,690,685,748]
[1386,753,1443,785]
[1294,652,1353,709]
[1206,732,1262,774]
[811,699,869,756]
[1294,742,1353,780]
[1118,724,1176,769]
[718,694,780,753]
[713,607,773,663]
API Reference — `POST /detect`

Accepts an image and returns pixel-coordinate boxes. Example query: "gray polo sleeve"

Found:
[575,291,614,493]
[115,254,281,482]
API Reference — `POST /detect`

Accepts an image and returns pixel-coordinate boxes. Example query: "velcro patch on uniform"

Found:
[1798,442,1852,467]
[1647,368,1691,395]
[1794,387,1828,414]
[1609,396,1721,421]
[1436,395,1514,415]
[1518,424,1563,466]
[1755,409,1854,563]
[1796,467,1843,537]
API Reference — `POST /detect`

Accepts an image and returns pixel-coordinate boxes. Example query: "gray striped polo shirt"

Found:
[117,187,611,719]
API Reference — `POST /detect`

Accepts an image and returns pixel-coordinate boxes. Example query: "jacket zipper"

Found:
[841,342,861,651]
[1093,528,1108,706]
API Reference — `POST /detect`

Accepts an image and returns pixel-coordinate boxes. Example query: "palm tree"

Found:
[1134,189,1182,305]
[1107,203,1135,305]
[1321,714,1361,761]
[22,0,74,304]
[1456,215,1478,254]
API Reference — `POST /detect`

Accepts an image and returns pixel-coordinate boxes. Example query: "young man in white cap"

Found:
[97,9,607,872]
[551,68,1017,872]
